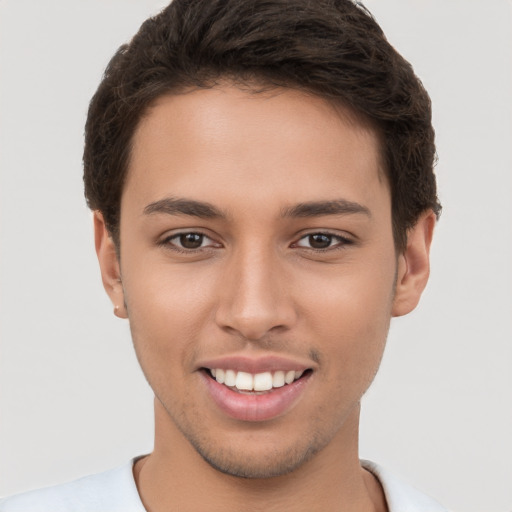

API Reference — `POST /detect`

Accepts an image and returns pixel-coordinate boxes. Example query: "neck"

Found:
[134,398,387,512]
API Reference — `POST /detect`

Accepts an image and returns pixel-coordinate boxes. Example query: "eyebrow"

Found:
[143,197,225,218]
[281,199,371,218]
[143,197,371,220]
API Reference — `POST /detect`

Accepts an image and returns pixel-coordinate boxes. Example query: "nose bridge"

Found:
[216,240,295,340]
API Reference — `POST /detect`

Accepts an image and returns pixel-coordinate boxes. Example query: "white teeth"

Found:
[215,368,225,384]
[285,370,295,384]
[224,369,236,387]
[272,371,285,388]
[235,371,254,390]
[211,368,306,391]
[253,372,273,391]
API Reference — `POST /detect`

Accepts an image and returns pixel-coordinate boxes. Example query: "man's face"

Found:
[110,85,400,478]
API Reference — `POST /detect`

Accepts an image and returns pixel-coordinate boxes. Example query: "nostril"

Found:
[214,281,297,340]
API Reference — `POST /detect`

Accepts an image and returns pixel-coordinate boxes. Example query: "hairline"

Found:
[115,77,390,226]
[105,76,415,257]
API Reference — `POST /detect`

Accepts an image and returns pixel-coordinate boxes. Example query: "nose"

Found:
[214,245,297,341]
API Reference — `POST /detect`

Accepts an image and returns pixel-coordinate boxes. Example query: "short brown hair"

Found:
[83,0,441,251]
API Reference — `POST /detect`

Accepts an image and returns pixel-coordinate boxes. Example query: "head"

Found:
[83,0,440,254]
[86,0,440,481]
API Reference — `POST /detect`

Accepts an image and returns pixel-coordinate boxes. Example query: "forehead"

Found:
[124,84,387,216]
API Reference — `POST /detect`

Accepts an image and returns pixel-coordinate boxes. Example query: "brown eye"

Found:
[178,233,204,249]
[308,234,333,249]
[160,231,221,253]
[295,232,352,251]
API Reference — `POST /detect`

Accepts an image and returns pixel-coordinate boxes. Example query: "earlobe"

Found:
[392,210,436,317]
[93,211,128,319]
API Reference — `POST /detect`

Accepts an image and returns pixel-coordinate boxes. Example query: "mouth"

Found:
[203,367,311,394]
[200,363,313,422]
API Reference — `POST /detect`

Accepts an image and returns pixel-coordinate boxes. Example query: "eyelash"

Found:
[293,232,353,251]
[159,231,353,254]
[159,232,219,253]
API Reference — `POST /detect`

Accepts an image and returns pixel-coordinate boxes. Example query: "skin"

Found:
[95,84,435,512]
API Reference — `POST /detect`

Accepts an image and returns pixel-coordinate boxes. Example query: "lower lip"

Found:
[201,371,311,422]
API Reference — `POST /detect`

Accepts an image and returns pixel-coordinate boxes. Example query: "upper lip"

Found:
[197,354,314,374]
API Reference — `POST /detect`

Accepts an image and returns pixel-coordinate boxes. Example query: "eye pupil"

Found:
[180,233,203,249]
[309,234,332,249]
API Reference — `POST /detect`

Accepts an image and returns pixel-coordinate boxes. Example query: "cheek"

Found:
[304,256,396,335]
[303,259,395,382]
[123,256,215,322]
[120,261,217,376]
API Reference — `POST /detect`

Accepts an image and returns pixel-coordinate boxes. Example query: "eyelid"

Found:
[158,229,222,251]
[157,229,353,252]
[293,231,354,250]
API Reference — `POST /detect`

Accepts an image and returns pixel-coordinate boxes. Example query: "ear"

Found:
[392,210,436,317]
[94,211,128,319]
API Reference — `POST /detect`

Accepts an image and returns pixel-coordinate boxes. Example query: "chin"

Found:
[193,440,323,479]
[174,418,329,480]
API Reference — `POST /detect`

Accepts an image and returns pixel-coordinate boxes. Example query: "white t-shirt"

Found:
[0,459,448,512]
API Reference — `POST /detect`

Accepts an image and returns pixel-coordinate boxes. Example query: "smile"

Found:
[201,365,312,422]
[208,368,305,392]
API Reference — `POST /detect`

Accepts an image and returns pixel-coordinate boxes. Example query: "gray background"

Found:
[0,1,511,511]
